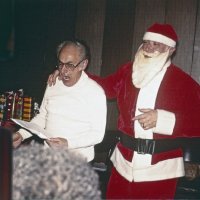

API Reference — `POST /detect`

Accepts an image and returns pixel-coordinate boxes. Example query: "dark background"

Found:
[1,0,200,130]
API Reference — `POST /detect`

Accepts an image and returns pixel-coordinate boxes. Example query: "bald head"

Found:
[57,40,90,61]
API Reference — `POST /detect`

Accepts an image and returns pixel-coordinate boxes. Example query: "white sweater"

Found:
[20,71,107,162]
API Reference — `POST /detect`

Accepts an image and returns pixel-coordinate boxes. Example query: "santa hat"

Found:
[143,23,178,47]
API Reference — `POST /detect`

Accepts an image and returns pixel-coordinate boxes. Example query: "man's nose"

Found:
[61,65,69,73]
[143,44,154,53]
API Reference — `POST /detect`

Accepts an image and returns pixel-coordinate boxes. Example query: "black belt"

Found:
[120,134,182,155]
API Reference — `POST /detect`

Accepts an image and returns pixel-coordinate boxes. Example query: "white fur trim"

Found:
[143,32,176,47]
[153,109,175,135]
[111,146,185,182]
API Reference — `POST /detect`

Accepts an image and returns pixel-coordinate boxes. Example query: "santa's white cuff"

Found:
[153,109,175,135]
[18,128,32,141]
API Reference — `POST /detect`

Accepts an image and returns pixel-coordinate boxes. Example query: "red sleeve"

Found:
[174,79,200,137]
[88,62,132,99]
[156,65,200,138]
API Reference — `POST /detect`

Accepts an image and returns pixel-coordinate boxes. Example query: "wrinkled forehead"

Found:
[58,43,83,59]
[59,45,81,57]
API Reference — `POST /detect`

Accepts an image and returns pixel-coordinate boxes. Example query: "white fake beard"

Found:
[132,47,170,88]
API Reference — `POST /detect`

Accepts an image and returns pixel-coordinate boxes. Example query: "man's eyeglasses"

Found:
[57,58,85,71]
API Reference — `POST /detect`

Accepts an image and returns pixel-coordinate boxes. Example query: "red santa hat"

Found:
[143,23,178,47]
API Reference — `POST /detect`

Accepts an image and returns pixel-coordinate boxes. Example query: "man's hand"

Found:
[13,132,23,148]
[133,108,157,130]
[47,69,60,86]
[46,137,68,149]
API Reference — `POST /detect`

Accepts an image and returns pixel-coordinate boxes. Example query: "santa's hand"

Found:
[133,108,157,130]
[47,69,60,86]
[46,137,68,149]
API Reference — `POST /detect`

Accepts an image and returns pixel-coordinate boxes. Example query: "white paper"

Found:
[11,118,49,139]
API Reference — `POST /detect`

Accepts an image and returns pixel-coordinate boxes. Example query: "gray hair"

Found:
[56,40,90,62]
[12,144,101,200]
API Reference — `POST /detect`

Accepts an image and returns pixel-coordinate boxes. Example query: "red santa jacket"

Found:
[89,62,200,164]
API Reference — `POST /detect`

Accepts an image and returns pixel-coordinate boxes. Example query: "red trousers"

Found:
[106,167,178,199]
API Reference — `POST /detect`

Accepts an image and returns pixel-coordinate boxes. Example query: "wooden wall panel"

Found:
[75,0,106,75]
[132,0,166,58]
[165,0,197,74]
[101,0,135,130]
[191,1,200,83]
[101,0,135,76]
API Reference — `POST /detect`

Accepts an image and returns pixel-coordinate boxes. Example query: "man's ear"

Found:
[169,47,176,56]
[80,59,88,71]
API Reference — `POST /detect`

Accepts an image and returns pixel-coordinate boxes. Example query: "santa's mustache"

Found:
[143,50,161,58]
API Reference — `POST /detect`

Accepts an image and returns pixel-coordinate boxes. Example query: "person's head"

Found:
[12,144,101,200]
[132,23,178,88]
[56,40,90,87]
[142,23,177,57]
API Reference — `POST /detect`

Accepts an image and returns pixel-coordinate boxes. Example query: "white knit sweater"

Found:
[19,71,107,161]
